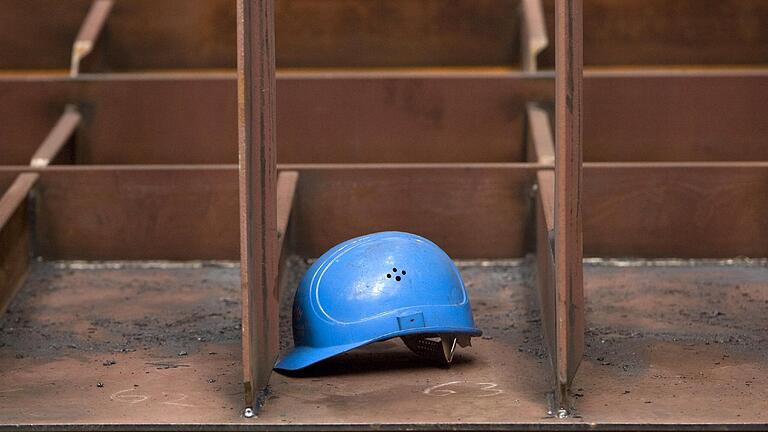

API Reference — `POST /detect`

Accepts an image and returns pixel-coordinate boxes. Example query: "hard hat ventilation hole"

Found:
[388,268,406,281]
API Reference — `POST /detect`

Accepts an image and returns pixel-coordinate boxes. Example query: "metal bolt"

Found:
[243,407,256,418]
[557,408,569,419]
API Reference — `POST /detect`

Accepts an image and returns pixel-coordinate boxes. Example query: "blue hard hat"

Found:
[275,231,482,371]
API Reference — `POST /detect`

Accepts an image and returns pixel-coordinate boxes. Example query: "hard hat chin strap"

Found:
[400,334,472,366]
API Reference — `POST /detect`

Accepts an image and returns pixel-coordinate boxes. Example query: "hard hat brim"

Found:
[274,325,481,371]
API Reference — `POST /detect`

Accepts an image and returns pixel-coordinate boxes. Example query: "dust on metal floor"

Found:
[0,258,766,429]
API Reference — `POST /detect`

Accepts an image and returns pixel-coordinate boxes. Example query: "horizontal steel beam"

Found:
[3,1,768,70]
[539,0,768,67]
[2,71,767,166]
[0,163,766,260]
[0,0,523,71]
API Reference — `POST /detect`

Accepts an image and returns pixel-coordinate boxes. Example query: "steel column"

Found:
[70,0,113,76]
[553,0,584,414]
[237,0,279,416]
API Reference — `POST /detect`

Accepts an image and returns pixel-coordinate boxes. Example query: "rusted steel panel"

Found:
[278,72,550,164]
[290,165,537,259]
[2,163,767,261]
[0,74,238,166]
[237,0,278,413]
[540,0,768,67]
[0,0,235,71]
[0,0,92,70]
[3,71,767,166]
[583,163,768,258]
[26,167,239,260]
[553,0,584,412]
[4,0,768,71]
[0,72,551,165]
[0,164,540,261]
[0,174,38,316]
[96,0,236,71]
[1,0,521,71]
[3,260,768,427]
[275,0,521,68]
[583,71,768,162]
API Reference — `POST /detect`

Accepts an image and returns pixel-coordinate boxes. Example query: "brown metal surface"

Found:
[1,163,767,261]
[0,72,553,165]
[0,0,522,71]
[277,71,551,164]
[575,260,768,424]
[29,105,81,167]
[0,74,238,166]
[3,71,768,166]
[583,163,768,258]
[0,165,542,261]
[5,1,768,71]
[0,0,235,71]
[275,0,521,68]
[583,71,768,162]
[290,164,538,259]
[0,174,37,316]
[70,0,113,77]
[1,260,767,428]
[17,167,238,260]
[553,0,584,412]
[237,0,279,412]
[0,0,766,428]
[540,0,768,67]
[0,0,93,70]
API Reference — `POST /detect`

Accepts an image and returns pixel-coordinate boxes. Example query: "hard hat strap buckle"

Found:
[401,333,472,366]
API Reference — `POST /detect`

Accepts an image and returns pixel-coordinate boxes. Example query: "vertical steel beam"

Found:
[276,171,299,258]
[237,0,278,417]
[30,105,81,167]
[520,0,549,72]
[276,171,299,296]
[526,103,555,165]
[553,0,584,414]
[70,0,113,77]
[535,171,556,392]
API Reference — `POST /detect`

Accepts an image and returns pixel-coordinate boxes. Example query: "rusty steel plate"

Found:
[0,259,767,430]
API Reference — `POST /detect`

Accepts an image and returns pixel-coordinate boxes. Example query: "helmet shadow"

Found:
[276,339,477,378]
